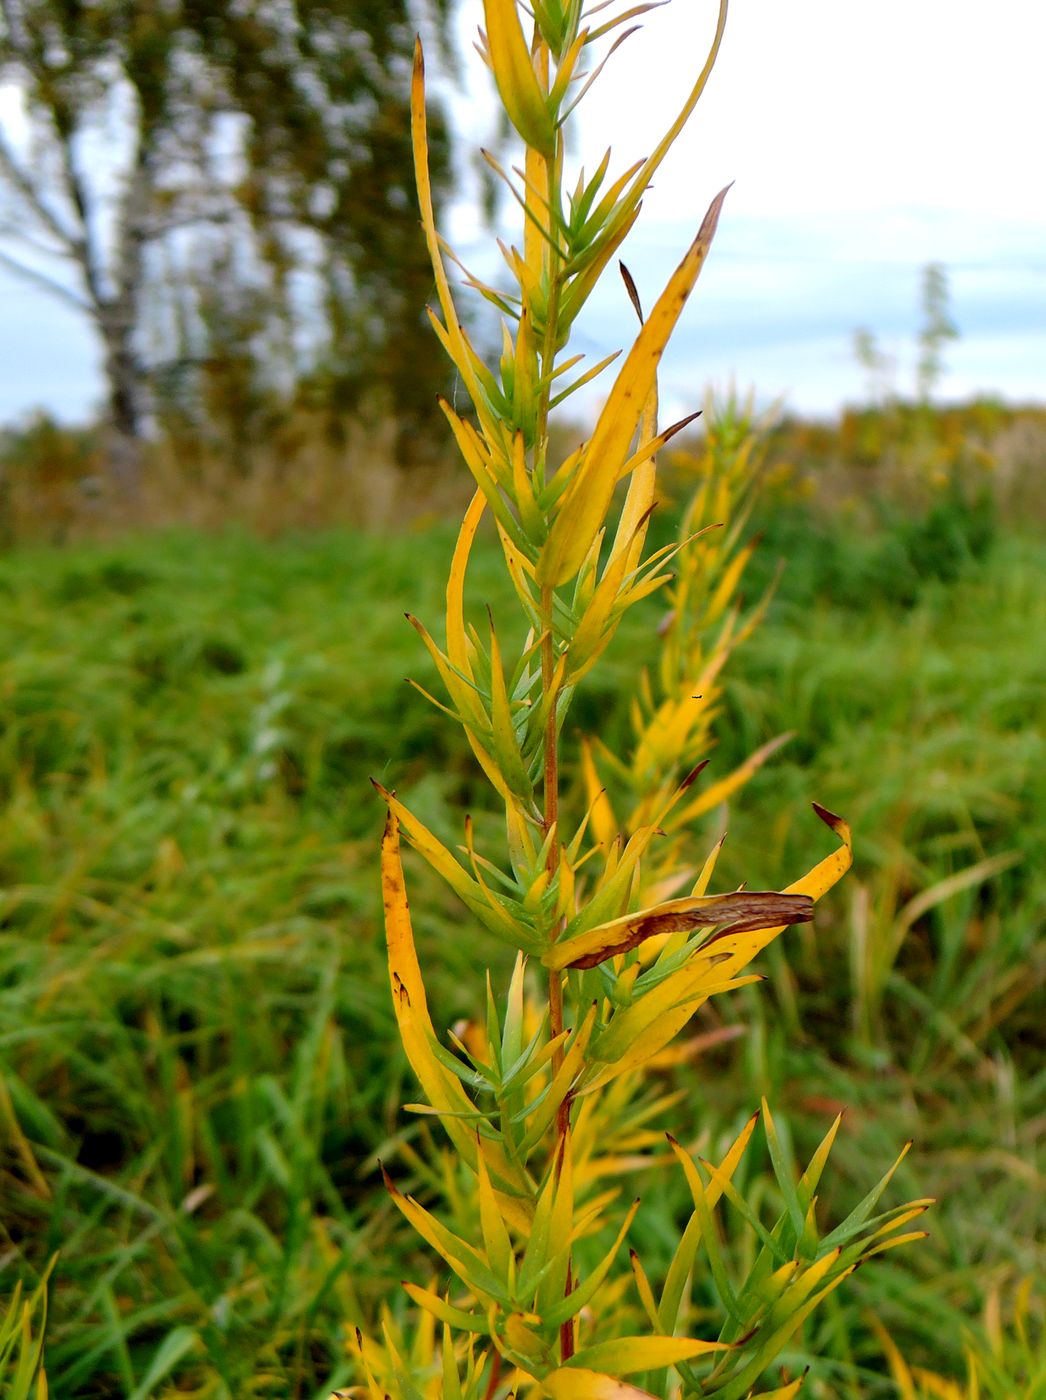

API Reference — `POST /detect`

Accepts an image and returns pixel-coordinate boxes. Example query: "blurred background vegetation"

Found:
[0,2,1043,1397]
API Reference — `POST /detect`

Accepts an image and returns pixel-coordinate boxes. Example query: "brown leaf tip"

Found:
[680,758,711,791]
[661,409,703,445]
[811,801,845,833]
[619,260,644,323]
[696,182,733,245]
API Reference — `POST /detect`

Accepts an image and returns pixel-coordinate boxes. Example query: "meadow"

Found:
[1,442,1044,1396]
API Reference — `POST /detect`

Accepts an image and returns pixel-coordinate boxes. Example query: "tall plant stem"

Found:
[541,579,573,1363]
[541,582,564,1059]
[531,31,566,1089]
[532,36,573,1362]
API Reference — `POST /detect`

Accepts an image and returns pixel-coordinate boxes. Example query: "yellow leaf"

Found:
[567,1334,732,1375]
[350,1326,386,1400]
[380,807,531,1206]
[402,1283,489,1335]
[539,185,731,588]
[787,1247,844,1307]
[632,646,728,779]
[412,42,491,420]
[862,1229,931,1260]
[567,507,659,684]
[579,738,618,850]
[628,1250,661,1331]
[381,810,480,1147]
[589,965,762,1074]
[691,834,727,898]
[668,1111,759,1212]
[483,0,556,155]
[502,1311,547,1364]
[380,787,518,939]
[607,281,660,578]
[682,803,854,989]
[789,803,854,899]
[446,491,487,677]
[383,1168,505,1300]
[542,1368,657,1400]
[751,1378,809,1400]
[438,398,520,539]
[511,426,544,538]
[476,1143,515,1281]
[670,733,793,828]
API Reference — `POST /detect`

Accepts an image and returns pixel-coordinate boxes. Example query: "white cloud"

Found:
[572,0,1046,223]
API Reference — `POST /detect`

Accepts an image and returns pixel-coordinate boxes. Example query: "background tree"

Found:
[0,0,455,484]
[916,261,958,403]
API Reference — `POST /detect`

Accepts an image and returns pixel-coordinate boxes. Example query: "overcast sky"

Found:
[2,0,1044,425]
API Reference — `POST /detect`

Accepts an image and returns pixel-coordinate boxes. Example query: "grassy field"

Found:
[1,485,1043,1395]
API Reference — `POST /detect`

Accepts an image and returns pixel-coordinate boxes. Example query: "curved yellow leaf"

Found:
[380,807,531,1211]
[539,185,730,587]
[543,890,813,972]
[412,41,491,422]
[447,491,486,676]
[692,803,853,982]
[381,810,485,1157]
[591,807,852,1078]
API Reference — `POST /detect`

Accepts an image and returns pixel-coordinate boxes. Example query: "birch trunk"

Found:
[95,136,155,494]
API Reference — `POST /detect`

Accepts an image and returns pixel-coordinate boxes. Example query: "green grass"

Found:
[0,513,1042,1395]
[0,527,496,1395]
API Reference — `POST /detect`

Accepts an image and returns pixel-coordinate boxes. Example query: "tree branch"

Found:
[0,244,90,312]
[0,128,79,253]
[0,218,70,261]
[52,127,108,310]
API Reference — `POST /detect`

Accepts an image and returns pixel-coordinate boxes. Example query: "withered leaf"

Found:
[564,891,815,970]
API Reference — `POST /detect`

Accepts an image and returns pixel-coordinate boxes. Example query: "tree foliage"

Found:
[0,0,455,473]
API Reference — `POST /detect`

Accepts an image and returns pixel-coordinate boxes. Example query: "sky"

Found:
[1,0,1044,426]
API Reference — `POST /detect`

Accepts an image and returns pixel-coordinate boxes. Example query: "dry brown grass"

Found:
[0,410,469,543]
[2,400,1043,546]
